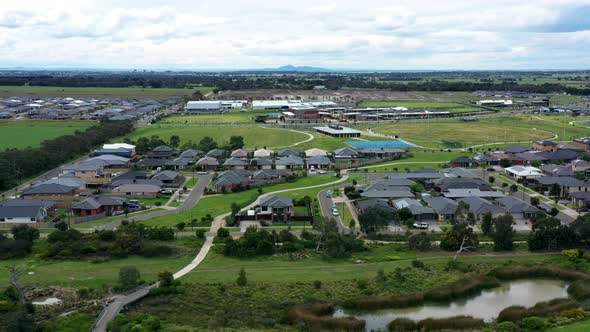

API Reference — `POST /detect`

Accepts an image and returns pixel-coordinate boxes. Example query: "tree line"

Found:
[0,118,134,191]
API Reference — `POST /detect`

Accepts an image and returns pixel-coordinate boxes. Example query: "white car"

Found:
[412,222,429,229]
[332,210,339,217]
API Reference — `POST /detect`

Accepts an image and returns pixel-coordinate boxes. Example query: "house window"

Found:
[0,218,4,222]
[30,218,36,221]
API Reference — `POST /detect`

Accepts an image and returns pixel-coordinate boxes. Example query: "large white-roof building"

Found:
[185,101,223,113]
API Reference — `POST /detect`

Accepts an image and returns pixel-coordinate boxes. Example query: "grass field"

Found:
[355,150,471,172]
[357,100,482,113]
[0,120,95,150]
[159,113,259,124]
[127,125,309,149]
[548,319,590,332]
[0,86,214,98]
[141,175,339,227]
[0,237,203,288]
[370,115,587,149]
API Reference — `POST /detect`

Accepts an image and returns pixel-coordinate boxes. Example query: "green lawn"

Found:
[72,208,167,229]
[370,115,589,149]
[357,100,482,113]
[355,150,471,172]
[0,120,95,150]
[0,237,204,288]
[548,319,590,332]
[0,86,213,98]
[126,125,309,149]
[141,176,339,227]
[159,113,256,124]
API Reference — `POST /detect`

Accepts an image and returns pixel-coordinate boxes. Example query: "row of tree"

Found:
[131,134,244,154]
[0,118,134,191]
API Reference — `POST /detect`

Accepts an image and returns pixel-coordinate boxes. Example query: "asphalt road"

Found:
[318,183,354,234]
[96,173,212,230]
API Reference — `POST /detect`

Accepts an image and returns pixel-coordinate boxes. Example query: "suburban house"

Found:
[504,166,544,181]
[250,157,273,170]
[251,169,290,184]
[111,184,161,198]
[21,183,80,201]
[495,196,538,220]
[223,157,249,170]
[360,186,415,199]
[230,149,253,159]
[355,198,396,217]
[533,140,558,152]
[450,156,479,168]
[540,164,575,177]
[571,192,590,209]
[255,195,294,222]
[206,149,226,158]
[393,198,436,222]
[424,196,458,223]
[359,148,405,159]
[136,158,167,170]
[539,150,580,163]
[95,143,136,158]
[0,205,49,224]
[179,149,203,159]
[277,149,304,157]
[254,148,274,158]
[535,177,589,198]
[165,156,193,170]
[62,155,130,184]
[196,156,219,171]
[70,196,126,217]
[215,171,251,192]
[473,154,500,166]
[458,196,505,220]
[152,170,184,187]
[574,137,590,151]
[333,148,360,160]
[275,155,305,170]
[502,145,531,154]
[306,156,333,170]
[149,145,176,159]
[305,148,328,157]
[572,160,590,173]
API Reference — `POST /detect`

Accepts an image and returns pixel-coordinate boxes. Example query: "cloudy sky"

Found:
[1,0,590,70]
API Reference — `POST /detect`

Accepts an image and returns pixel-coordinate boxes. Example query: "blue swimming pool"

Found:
[346,140,416,148]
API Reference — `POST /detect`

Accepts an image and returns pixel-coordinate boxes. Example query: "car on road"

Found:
[325,190,333,198]
[196,171,208,175]
[160,189,174,195]
[332,210,339,216]
[412,222,429,229]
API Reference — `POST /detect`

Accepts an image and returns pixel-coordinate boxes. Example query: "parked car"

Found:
[196,171,208,175]
[325,190,333,198]
[332,210,339,216]
[126,202,140,209]
[160,189,173,195]
[412,222,429,229]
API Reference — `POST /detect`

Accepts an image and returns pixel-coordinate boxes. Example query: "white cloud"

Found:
[0,0,589,69]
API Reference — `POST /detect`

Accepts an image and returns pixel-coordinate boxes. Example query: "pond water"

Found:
[333,279,568,332]
[32,296,62,305]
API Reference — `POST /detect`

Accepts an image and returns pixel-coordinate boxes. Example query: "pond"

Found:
[333,279,568,332]
[32,296,62,306]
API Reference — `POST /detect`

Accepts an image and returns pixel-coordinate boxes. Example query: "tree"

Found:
[198,136,218,152]
[528,216,576,251]
[169,135,181,148]
[455,201,470,224]
[440,223,478,253]
[530,197,540,207]
[217,227,230,239]
[175,222,186,234]
[397,207,413,223]
[358,206,392,233]
[158,271,174,287]
[6,265,26,305]
[408,232,432,251]
[118,266,141,290]
[493,214,514,251]
[466,212,476,226]
[227,136,245,150]
[481,212,493,236]
[55,221,68,231]
[571,214,590,249]
[11,225,40,243]
[510,184,518,194]
[499,158,512,168]
[550,183,561,197]
[489,176,495,184]
[236,268,247,286]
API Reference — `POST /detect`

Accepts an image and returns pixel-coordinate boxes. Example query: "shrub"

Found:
[158,271,174,287]
[287,303,365,331]
[417,316,484,331]
[313,280,322,290]
[568,280,590,300]
[520,316,546,331]
[236,268,247,286]
[489,265,590,282]
[388,318,417,331]
[216,227,230,239]
[408,232,432,251]
[444,259,470,272]
[495,321,518,332]
[411,260,425,269]
[498,298,578,322]
[559,308,585,319]
[424,275,500,302]
[344,293,424,310]
[195,229,206,239]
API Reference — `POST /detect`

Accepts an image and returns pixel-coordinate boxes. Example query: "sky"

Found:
[1,0,590,70]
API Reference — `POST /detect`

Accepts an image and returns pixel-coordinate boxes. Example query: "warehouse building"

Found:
[313,125,361,138]
[185,101,223,113]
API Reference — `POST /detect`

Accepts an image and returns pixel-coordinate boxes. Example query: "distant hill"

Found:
[257,65,333,72]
